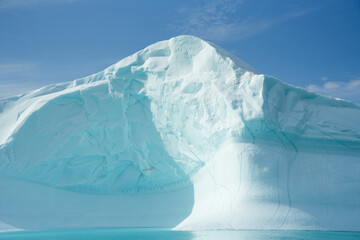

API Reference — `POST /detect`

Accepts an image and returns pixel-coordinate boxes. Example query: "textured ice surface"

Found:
[0,35,359,231]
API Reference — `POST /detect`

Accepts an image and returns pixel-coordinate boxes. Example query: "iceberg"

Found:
[0,35,359,231]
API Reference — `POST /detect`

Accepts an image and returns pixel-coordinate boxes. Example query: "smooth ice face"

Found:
[0,35,359,231]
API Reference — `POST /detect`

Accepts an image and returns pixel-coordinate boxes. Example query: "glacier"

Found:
[0,35,359,231]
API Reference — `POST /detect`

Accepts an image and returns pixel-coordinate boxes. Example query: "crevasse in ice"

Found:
[0,36,359,231]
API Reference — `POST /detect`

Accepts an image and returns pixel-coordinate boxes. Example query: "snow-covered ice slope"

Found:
[0,35,359,231]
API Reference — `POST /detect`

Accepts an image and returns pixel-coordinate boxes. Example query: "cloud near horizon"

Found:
[307,79,360,104]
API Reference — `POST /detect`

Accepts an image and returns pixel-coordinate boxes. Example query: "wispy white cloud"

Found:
[0,63,37,74]
[321,76,329,81]
[174,0,316,42]
[0,82,41,99]
[307,79,360,104]
[0,32,48,48]
[0,0,79,10]
[0,62,44,99]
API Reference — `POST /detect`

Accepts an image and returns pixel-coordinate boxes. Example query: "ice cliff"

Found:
[0,35,359,231]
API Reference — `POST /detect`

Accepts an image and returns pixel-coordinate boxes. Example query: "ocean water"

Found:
[0,228,359,240]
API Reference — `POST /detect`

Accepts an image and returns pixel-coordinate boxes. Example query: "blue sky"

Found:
[0,0,359,103]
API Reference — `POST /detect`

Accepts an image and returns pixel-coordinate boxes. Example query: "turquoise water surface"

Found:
[1,228,359,240]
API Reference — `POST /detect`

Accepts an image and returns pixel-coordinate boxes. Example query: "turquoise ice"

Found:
[0,36,359,231]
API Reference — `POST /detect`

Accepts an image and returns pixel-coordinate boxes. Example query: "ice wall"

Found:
[0,35,359,231]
